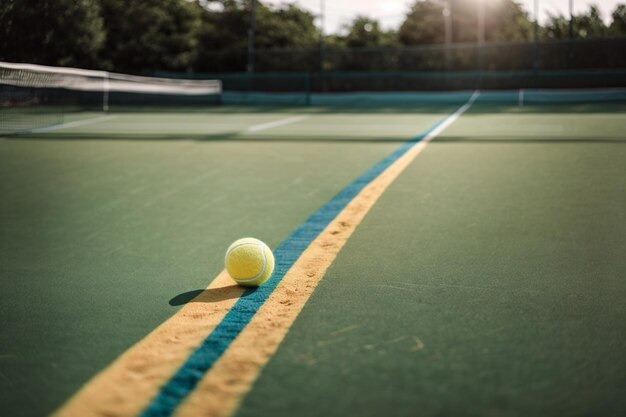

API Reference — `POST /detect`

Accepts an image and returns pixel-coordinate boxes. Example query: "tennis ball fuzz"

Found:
[225,238,275,286]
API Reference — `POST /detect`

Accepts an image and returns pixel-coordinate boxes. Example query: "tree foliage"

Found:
[341,16,398,48]
[398,0,447,45]
[0,0,624,73]
[193,1,318,71]
[399,0,533,45]
[98,0,203,72]
[196,1,317,51]
[255,4,318,48]
[610,5,626,36]
[0,0,105,68]
[543,5,610,40]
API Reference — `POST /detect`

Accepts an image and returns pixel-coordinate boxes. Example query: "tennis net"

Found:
[0,61,222,135]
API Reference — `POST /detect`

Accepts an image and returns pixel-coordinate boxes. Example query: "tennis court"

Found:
[1,83,625,417]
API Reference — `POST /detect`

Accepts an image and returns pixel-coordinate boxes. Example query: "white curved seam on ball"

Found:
[228,243,268,283]
[233,243,267,283]
[224,241,259,268]
[225,241,255,259]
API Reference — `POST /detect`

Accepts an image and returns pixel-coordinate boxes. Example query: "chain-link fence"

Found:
[152,38,626,95]
[193,38,626,73]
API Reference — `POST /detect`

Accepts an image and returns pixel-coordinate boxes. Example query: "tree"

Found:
[398,0,532,45]
[543,5,609,40]
[194,0,318,72]
[98,0,203,73]
[195,1,318,50]
[575,5,609,38]
[255,4,318,49]
[609,4,626,37]
[342,16,398,48]
[0,0,105,68]
[196,0,250,51]
[541,14,569,40]
[398,0,447,45]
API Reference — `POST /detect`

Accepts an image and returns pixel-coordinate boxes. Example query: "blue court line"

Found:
[140,104,466,417]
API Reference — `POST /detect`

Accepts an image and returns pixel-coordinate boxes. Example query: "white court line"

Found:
[30,115,118,133]
[49,90,481,417]
[246,115,308,132]
[422,90,480,142]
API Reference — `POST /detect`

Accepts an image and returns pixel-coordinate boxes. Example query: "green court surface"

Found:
[1,103,625,416]
[0,108,450,416]
[235,105,626,417]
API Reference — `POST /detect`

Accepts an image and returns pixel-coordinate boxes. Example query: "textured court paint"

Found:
[140,95,478,417]
[136,140,418,417]
[2,109,451,417]
[52,273,244,417]
[30,115,118,132]
[4,110,441,416]
[174,143,432,417]
[20,109,455,141]
[232,107,626,417]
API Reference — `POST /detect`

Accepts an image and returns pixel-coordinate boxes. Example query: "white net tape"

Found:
[0,61,221,95]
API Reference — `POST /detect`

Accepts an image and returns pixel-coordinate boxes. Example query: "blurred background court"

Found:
[1,1,625,417]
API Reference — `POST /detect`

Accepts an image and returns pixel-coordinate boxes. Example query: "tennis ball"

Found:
[225,237,275,287]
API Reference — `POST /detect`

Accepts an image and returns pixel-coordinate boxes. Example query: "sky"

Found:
[264,0,623,34]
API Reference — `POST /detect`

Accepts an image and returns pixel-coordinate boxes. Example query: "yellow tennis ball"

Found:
[225,237,275,286]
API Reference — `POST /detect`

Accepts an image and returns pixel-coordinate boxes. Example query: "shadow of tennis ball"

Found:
[169,286,257,306]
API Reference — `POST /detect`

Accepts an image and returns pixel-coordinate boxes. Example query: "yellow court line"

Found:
[54,94,477,417]
[174,141,433,417]
[173,91,481,416]
[52,272,244,417]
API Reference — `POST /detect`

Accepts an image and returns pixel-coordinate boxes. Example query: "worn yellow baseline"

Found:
[52,96,476,417]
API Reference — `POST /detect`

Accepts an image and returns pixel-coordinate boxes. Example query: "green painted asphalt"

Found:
[234,107,626,417]
[26,107,459,142]
[0,109,451,416]
[441,104,626,142]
